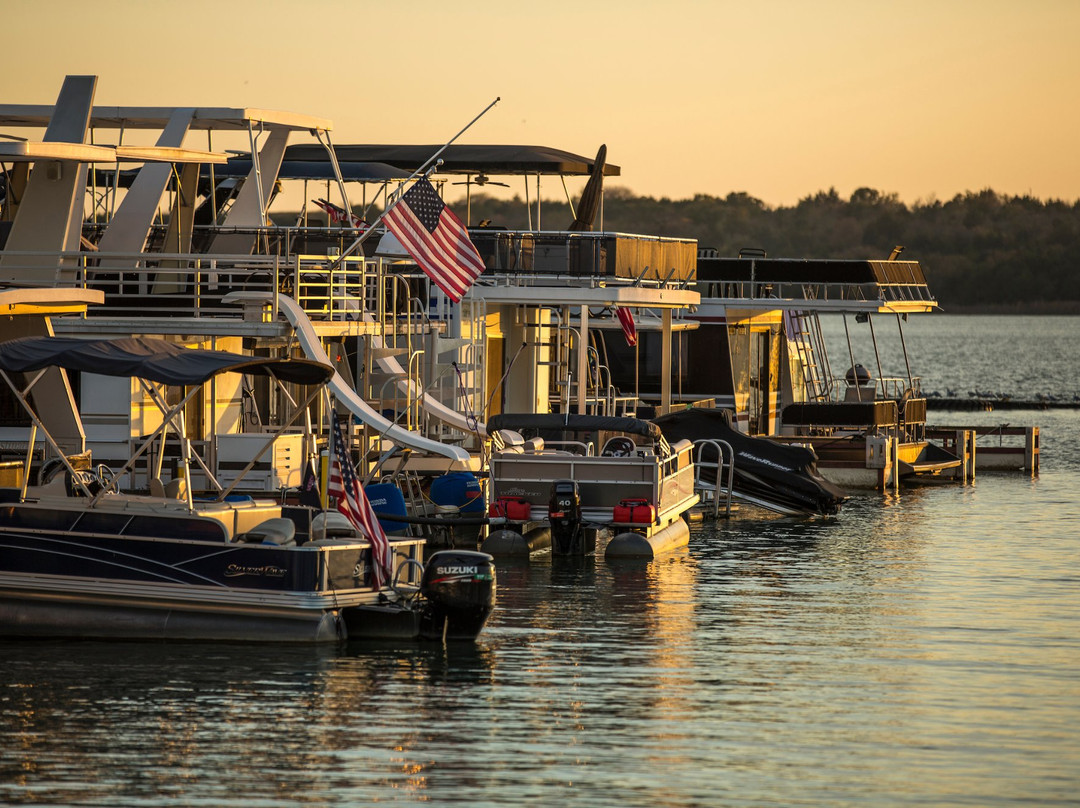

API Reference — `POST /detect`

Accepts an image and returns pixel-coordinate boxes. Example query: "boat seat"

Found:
[495,429,525,449]
[312,510,358,540]
[148,477,166,498]
[164,477,188,500]
[237,517,296,546]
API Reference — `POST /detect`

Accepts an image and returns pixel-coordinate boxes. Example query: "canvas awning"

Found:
[283,144,621,178]
[0,336,334,386]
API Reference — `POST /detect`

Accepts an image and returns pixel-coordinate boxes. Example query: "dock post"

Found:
[891,435,899,493]
[867,435,900,492]
[951,429,976,483]
[1025,427,1040,475]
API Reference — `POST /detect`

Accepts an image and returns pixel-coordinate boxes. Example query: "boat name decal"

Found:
[737,450,795,472]
[225,563,288,579]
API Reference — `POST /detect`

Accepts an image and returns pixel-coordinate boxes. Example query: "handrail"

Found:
[692,438,734,519]
[0,247,380,322]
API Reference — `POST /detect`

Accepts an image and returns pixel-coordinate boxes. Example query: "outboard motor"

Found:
[418,550,496,641]
[548,479,584,555]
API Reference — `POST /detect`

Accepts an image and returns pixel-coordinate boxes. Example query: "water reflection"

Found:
[3,318,1080,806]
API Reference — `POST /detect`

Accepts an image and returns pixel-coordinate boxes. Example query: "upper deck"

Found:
[696,253,938,314]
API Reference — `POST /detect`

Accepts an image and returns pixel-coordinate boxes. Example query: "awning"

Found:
[487,413,662,441]
[0,336,334,386]
[283,144,621,178]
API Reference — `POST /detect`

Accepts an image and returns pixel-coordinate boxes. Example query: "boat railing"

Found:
[691,439,734,519]
[0,248,386,323]
[80,223,372,263]
[540,440,594,456]
[286,254,372,321]
[694,259,936,307]
[827,376,923,402]
[467,230,697,288]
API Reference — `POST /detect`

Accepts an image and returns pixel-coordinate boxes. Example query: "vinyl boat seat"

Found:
[236,517,296,546]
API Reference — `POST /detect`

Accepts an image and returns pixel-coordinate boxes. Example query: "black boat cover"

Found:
[652,408,847,515]
[488,413,663,442]
[0,336,334,386]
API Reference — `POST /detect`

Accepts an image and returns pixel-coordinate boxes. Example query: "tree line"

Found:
[464,187,1080,312]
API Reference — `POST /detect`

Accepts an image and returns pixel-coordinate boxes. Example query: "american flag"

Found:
[382,179,485,303]
[312,198,365,228]
[616,306,638,347]
[327,412,391,590]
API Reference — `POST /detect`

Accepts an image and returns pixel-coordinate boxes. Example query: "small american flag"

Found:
[328,412,391,589]
[616,306,638,347]
[383,179,485,303]
[312,198,365,228]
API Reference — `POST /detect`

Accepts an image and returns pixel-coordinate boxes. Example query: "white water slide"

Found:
[226,293,478,464]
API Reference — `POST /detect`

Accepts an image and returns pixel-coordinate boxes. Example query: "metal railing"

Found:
[692,439,734,519]
[468,230,697,288]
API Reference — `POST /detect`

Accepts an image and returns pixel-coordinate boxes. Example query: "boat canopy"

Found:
[210,159,411,182]
[697,257,929,287]
[488,413,662,442]
[283,144,621,178]
[87,159,410,189]
[0,336,334,386]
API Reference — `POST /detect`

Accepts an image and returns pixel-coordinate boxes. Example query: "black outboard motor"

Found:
[418,550,496,641]
[548,479,584,555]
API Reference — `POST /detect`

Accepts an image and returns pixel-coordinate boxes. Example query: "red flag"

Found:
[616,306,638,347]
[382,179,485,302]
[327,412,391,589]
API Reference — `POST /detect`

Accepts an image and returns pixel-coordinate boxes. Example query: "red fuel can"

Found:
[614,498,656,525]
[489,496,532,522]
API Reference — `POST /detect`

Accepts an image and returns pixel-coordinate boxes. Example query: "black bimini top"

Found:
[0,336,334,386]
[487,413,662,441]
[283,144,621,178]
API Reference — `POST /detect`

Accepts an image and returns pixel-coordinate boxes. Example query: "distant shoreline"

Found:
[935,301,1080,315]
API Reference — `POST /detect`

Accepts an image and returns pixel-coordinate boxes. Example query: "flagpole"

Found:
[331,96,501,265]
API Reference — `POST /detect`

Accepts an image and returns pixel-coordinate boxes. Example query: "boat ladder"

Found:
[787,311,833,402]
[691,439,735,519]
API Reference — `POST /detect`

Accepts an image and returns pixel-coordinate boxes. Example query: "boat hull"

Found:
[0,520,425,643]
[0,583,344,643]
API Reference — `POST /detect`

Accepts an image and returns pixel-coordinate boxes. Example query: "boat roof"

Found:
[488,413,662,441]
[0,336,334,386]
[88,159,411,189]
[0,106,333,132]
[0,286,104,315]
[208,158,411,181]
[282,144,621,178]
[0,141,227,164]
[696,256,938,313]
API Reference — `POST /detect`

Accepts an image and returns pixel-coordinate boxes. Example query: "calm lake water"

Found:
[2,315,1079,807]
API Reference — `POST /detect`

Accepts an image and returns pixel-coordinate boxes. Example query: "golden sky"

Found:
[5,0,1079,207]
